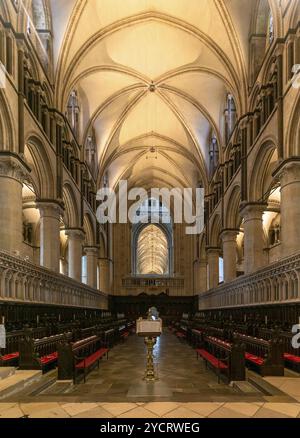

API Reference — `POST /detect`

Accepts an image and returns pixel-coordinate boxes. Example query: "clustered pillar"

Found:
[206,247,220,290]
[85,246,98,289]
[98,258,111,293]
[276,160,300,257]
[221,229,238,282]
[240,202,267,275]
[65,229,85,282]
[0,153,29,254]
[38,201,63,272]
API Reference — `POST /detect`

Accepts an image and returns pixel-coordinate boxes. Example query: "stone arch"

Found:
[248,140,278,201]
[225,185,241,229]
[289,0,300,29]
[25,134,55,198]
[0,0,10,21]
[249,0,275,84]
[199,233,206,261]
[287,95,300,158]
[99,227,107,259]
[0,90,16,152]
[63,183,80,228]
[210,213,221,247]
[83,213,96,246]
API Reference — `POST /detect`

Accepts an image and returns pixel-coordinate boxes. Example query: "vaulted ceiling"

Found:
[137,224,168,275]
[50,0,273,191]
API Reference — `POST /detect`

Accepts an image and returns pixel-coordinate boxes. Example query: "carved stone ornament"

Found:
[0,153,30,183]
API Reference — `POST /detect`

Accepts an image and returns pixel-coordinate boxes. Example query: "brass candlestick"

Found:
[144,336,158,381]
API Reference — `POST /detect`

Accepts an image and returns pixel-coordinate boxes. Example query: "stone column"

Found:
[221,229,239,282]
[0,153,29,253]
[274,159,300,257]
[85,246,98,289]
[98,258,110,293]
[206,247,220,290]
[240,202,267,274]
[194,259,207,293]
[65,229,85,282]
[37,201,63,272]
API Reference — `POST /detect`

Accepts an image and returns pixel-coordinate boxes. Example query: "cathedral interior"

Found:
[0,0,300,421]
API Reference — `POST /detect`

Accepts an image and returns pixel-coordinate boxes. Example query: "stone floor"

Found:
[1,331,300,418]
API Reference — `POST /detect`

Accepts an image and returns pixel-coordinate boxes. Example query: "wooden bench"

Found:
[256,327,300,373]
[235,332,284,376]
[19,329,72,373]
[0,326,54,367]
[58,335,108,383]
[196,335,245,383]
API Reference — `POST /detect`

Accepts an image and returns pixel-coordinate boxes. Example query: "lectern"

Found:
[136,318,162,381]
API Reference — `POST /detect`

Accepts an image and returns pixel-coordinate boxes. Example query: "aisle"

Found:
[2,330,299,415]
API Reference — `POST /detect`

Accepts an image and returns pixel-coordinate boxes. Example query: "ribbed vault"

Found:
[49,0,278,191]
[137,225,168,275]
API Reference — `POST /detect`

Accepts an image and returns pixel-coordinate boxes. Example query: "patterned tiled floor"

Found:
[1,401,300,418]
[1,331,300,417]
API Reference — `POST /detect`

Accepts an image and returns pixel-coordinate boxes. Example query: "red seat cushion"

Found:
[76,348,108,369]
[196,349,228,369]
[40,352,58,365]
[245,352,264,366]
[284,353,300,363]
[0,352,19,362]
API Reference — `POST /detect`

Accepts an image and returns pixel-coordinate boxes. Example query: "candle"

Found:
[265,315,268,325]
[37,315,39,325]
[58,314,61,322]
[1,316,4,325]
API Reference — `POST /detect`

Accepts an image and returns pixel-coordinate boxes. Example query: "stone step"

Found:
[248,375,285,396]
[0,367,15,381]
[0,370,41,400]
[232,380,262,395]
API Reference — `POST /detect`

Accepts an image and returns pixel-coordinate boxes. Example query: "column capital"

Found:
[65,228,85,241]
[273,158,300,187]
[0,152,30,184]
[84,246,99,256]
[206,246,220,255]
[220,229,239,242]
[240,202,267,219]
[36,200,64,218]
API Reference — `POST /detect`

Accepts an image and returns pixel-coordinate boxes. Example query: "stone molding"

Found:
[0,152,30,184]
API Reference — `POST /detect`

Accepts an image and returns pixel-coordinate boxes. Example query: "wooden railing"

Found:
[198,252,300,310]
[0,251,107,309]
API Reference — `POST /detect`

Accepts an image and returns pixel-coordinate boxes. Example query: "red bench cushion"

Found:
[284,353,300,363]
[40,352,58,365]
[176,332,186,338]
[121,332,129,337]
[76,348,108,369]
[0,352,20,362]
[245,352,264,366]
[196,349,228,369]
